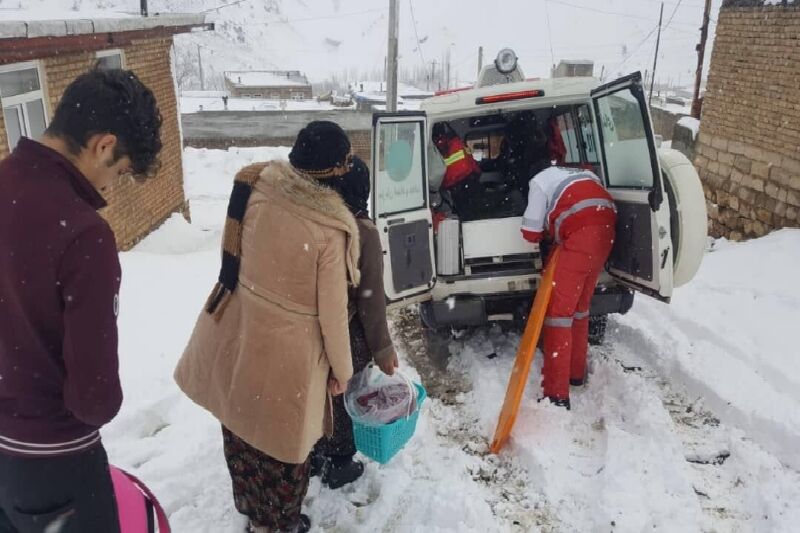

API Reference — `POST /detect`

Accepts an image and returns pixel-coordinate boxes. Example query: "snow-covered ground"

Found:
[103,147,800,532]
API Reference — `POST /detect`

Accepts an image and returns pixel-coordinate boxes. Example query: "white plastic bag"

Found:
[344,365,417,426]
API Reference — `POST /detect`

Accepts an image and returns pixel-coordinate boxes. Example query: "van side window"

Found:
[465,130,504,162]
[376,121,427,215]
[594,89,654,188]
[576,105,599,164]
[554,113,581,164]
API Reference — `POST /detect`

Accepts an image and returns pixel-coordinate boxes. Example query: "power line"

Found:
[408,0,426,68]
[202,0,251,13]
[547,0,699,28]
[544,0,556,67]
[611,22,660,73]
[663,0,684,31]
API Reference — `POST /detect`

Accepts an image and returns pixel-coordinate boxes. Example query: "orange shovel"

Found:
[489,246,560,454]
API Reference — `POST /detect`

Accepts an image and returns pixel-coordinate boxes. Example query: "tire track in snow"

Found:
[391,310,559,532]
[607,318,800,532]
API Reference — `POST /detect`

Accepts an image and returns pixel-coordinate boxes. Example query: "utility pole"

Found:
[478,46,484,78]
[386,0,399,112]
[197,44,205,91]
[649,2,664,105]
[446,48,452,90]
[691,0,712,118]
[430,60,437,91]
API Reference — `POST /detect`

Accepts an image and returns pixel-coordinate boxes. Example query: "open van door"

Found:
[371,112,435,306]
[591,72,674,302]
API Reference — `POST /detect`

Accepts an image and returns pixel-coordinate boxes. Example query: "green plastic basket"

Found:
[351,383,427,464]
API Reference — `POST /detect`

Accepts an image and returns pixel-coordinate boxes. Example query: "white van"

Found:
[370,51,707,342]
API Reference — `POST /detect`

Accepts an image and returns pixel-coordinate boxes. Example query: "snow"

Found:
[0,8,135,21]
[619,231,800,470]
[102,146,800,531]
[180,96,342,113]
[678,116,701,140]
[350,81,434,98]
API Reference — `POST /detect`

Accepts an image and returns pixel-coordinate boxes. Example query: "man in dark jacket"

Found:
[0,69,162,533]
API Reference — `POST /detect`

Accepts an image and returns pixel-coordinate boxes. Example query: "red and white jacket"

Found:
[521,166,617,243]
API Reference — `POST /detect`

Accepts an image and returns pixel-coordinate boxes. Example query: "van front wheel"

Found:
[588,315,608,345]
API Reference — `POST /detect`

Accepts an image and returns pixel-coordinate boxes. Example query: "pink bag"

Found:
[110,466,171,533]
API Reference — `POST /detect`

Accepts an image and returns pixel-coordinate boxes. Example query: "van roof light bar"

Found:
[475,89,545,105]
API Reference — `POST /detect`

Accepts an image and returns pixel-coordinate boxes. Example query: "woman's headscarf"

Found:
[328,155,371,218]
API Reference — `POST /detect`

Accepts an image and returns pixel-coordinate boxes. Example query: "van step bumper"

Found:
[421,288,634,329]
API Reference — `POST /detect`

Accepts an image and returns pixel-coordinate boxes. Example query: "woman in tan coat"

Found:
[174,121,359,533]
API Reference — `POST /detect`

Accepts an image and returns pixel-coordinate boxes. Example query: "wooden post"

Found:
[649,2,664,106]
[691,0,713,118]
[386,0,399,112]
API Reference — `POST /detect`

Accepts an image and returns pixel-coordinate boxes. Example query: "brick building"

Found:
[693,1,800,240]
[224,71,313,100]
[0,12,211,250]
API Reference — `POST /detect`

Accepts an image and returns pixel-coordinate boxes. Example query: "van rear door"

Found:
[371,112,435,305]
[591,72,674,302]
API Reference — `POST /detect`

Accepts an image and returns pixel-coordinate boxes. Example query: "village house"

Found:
[224,70,313,100]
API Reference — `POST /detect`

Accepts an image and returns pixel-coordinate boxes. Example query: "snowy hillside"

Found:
[98,146,800,532]
[4,0,723,91]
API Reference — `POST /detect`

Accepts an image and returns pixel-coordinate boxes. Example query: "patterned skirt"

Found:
[221,426,310,532]
[314,316,373,459]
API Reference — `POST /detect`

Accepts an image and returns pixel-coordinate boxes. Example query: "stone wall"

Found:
[182,109,373,167]
[694,4,800,239]
[183,130,373,168]
[650,106,687,141]
[0,38,186,250]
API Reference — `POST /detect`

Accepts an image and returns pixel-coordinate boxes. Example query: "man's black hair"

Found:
[45,68,162,176]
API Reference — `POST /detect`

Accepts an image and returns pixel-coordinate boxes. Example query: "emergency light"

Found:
[475,90,545,105]
[494,48,518,74]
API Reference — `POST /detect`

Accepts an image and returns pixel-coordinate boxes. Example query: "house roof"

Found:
[0,12,208,40]
[556,59,594,66]
[224,71,310,88]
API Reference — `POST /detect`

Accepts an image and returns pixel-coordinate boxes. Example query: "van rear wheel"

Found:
[419,301,443,331]
[588,315,608,345]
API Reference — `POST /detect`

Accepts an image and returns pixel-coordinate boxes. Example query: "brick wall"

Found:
[0,37,186,250]
[694,5,800,240]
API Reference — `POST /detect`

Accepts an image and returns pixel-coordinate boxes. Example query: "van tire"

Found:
[588,315,608,345]
[419,301,444,331]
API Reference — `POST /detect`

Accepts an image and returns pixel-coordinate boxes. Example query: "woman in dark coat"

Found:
[314,156,399,488]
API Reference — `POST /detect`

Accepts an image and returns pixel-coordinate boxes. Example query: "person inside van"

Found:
[432,122,481,220]
[497,112,550,196]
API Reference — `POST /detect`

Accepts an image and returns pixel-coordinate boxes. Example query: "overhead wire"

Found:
[544,0,556,67]
[408,0,427,68]
[202,0,251,13]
